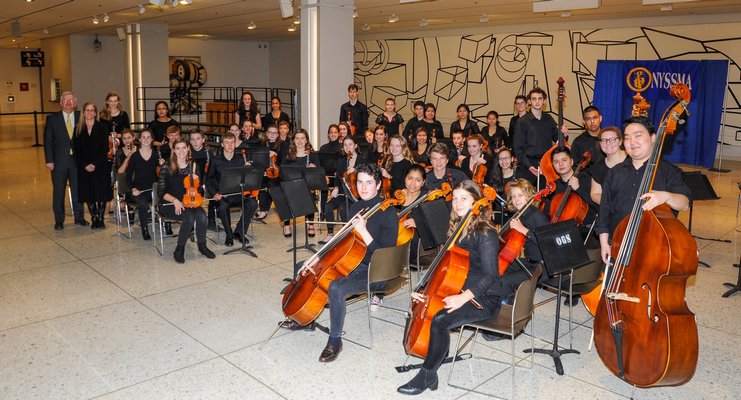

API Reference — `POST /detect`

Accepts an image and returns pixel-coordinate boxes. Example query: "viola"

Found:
[107,122,117,161]
[547,152,592,225]
[540,77,568,183]
[265,153,280,179]
[282,196,403,326]
[377,153,392,199]
[593,83,697,387]
[342,151,360,200]
[182,161,203,208]
[396,183,452,246]
[404,195,491,358]
[497,182,555,275]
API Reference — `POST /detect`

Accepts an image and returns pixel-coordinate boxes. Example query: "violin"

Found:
[471,156,488,187]
[282,196,403,326]
[107,122,117,161]
[343,151,360,200]
[377,153,392,199]
[265,153,280,179]
[498,182,555,275]
[346,111,356,135]
[540,77,568,183]
[404,195,492,358]
[547,152,592,225]
[182,161,203,208]
[593,83,697,387]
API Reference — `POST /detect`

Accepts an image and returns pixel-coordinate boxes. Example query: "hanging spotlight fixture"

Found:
[103,13,110,23]
[419,19,428,27]
[247,21,257,30]
[388,14,399,23]
[479,14,489,23]
[92,15,99,24]
[138,5,146,15]
[288,24,296,32]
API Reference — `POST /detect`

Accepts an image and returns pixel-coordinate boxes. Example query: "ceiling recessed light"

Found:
[353,9,358,18]
[92,15,99,24]
[660,4,673,11]
[247,21,257,30]
[480,14,490,23]
[42,27,49,34]
[180,0,192,4]
[293,16,300,25]
[103,13,110,23]
[388,14,399,23]
[361,23,370,31]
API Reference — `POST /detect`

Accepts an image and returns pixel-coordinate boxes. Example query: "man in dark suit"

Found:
[45,91,87,230]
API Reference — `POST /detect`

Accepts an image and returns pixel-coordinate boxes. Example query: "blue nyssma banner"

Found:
[593,60,727,168]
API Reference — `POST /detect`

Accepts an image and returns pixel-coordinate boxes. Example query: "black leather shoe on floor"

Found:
[75,218,89,226]
[225,236,234,247]
[482,332,506,341]
[278,320,316,331]
[397,368,439,395]
[319,342,342,363]
[54,222,64,231]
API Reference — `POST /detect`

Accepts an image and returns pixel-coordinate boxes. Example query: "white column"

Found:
[300,0,354,147]
[123,23,169,124]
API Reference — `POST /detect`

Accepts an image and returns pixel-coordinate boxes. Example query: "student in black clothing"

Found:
[263,96,290,128]
[447,130,468,168]
[281,129,321,237]
[318,124,343,223]
[481,178,548,341]
[148,101,178,147]
[320,136,365,244]
[419,103,444,142]
[375,97,404,136]
[188,130,211,175]
[235,91,262,129]
[158,125,182,164]
[571,106,605,169]
[206,133,258,247]
[337,121,351,142]
[114,130,137,174]
[256,124,286,220]
[410,127,432,166]
[508,95,528,146]
[595,116,691,264]
[367,125,387,165]
[281,163,398,363]
[489,148,520,194]
[482,110,510,153]
[449,103,480,138]
[237,119,263,152]
[513,87,560,186]
[121,129,158,240]
[398,180,503,395]
[403,100,426,144]
[157,138,216,264]
[99,91,130,137]
[543,147,596,227]
[589,126,626,205]
[457,134,493,184]
[381,134,415,194]
[424,143,468,191]
[339,84,369,136]
[397,164,427,263]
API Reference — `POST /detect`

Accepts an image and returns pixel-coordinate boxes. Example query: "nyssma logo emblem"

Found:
[626,67,652,92]
[627,66,693,92]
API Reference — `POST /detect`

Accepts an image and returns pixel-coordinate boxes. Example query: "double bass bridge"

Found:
[606,292,640,303]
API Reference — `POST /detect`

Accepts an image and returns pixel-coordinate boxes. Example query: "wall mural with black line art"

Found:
[354,22,740,156]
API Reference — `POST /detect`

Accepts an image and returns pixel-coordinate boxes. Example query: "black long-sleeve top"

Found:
[419,120,445,141]
[459,154,494,184]
[457,229,501,300]
[100,111,130,134]
[425,168,468,191]
[349,194,398,265]
[335,152,365,195]
[543,172,596,225]
[483,125,511,150]
[339,101,369,136]
[147,118,178,144]
[513,111,558,170]
[158,163,202,204]
[126,151,158,192]
[595,157,691,242]
[388,159,413,194]
[206,152,246,196]
[449,119,480,137]
[403,117,424,141]
[570,130,604,171]
[263,111,290,128]
[281,152,320,167]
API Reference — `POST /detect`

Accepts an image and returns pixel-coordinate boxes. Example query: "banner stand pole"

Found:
[709,60,731,173]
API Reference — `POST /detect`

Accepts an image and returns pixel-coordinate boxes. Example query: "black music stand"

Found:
[723,254,741,298]
[682,171,727,268]
[318,151,339,176]
[525,220,591,375]
[273,179,318,271]
[223,167,262,258]
[411,198,451,250]
[248,148,270,170]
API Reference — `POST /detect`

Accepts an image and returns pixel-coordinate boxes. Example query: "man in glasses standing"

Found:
[570,106,605,169]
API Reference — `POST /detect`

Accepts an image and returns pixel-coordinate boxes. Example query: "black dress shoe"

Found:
[233,232,249,244]
[482,332,506,341]
[397,368,439,395]
[225,236,234,247]
[278,320,316,331]
[54,222,64,231]
[319,342,342,363]
[75,218,89,226]
[564,295,580,307]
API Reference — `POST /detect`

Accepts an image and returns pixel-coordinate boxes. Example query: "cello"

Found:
[539,77,568,183]
[547,152,592,225]
[498,182,555,276]
[593,83,697,387]
[282,196,402,326]
[404,193,494,358]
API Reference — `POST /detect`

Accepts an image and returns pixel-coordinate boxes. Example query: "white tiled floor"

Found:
[1,146,740,399]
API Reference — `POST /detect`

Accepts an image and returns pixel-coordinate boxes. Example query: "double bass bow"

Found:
[282,196,403,326]
[593,83,697,387]
[540,77,568,183]
[404,192,494,359]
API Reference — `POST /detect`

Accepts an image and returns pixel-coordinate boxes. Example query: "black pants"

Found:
[424,300,500,371]
[323,196,348,234]
[258,177,281,212]
[158,204,207,246]
[132,192,152,227]
[217,195,258,237]
[51,160,83,223]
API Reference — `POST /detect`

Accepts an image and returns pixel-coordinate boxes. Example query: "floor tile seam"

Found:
[216,354,290,400]
[86,356,224,399]
[695,321,741,338]
[0,258,86,279]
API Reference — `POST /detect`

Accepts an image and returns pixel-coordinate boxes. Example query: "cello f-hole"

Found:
[641,283,653,321]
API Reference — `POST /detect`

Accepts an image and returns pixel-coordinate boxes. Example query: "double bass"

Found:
[540,77,568,183]
[282,196,402,326]
[404,193,494,358]
[593,83,697,387]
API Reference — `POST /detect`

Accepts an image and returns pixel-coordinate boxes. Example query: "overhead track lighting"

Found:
[103,13,110,23]
[288,24,296,32]
[361,24,370,31]
[419,19,427,27]
[92,15,99,24]
[42,27,49,34]
[293,16,300,25]
[353,9,358,18]
[247,21,257,30]
[138,5,146,15]
[479,14,489,23]
[388,14,399,23]
[180,0,193,4]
